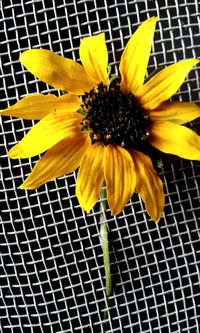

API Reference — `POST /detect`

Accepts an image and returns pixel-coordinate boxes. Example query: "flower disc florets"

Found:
[81,81,151,148]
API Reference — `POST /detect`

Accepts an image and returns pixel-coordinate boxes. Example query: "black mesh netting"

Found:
[0,1,200,332]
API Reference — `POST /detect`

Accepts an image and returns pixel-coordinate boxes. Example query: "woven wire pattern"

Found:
[0,0,200,332]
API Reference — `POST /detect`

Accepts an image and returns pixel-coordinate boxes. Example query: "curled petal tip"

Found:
[19,52,23,63]
[20,181,38,190]
[8,145,21,159]
[19,50,29,64]
[190,58,200,65]
[154,215,162,223]
[149,16,157,21]
[20,186,34,190]
[187,58,200,67]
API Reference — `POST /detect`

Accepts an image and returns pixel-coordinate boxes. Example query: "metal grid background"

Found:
[0,0,200,332]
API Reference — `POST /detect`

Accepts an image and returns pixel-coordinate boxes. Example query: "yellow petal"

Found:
[149,121,200,160]
[119,17,157,94]
[0,94,81,120]
[20,133,91,189]
[79,33,109,86]
[8,111,83,159]
[76,143,104,213]
[129,149,164,222]
[137,59,200,110]
[104,145,136,216]
[20,49,96,94]
[150,101,200,124]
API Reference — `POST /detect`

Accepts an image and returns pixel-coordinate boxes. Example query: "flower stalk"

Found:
[100,183,112,298]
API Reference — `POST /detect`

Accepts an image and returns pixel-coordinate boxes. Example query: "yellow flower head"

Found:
[1,17,200,222]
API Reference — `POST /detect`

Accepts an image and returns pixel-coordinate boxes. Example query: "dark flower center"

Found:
[81,81,151,149]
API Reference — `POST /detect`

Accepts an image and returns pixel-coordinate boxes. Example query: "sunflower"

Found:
[1,17,200,222]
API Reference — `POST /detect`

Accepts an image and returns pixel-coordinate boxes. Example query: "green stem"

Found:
[100,184,112,298]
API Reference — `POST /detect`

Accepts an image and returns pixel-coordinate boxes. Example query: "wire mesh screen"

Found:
[0,0,200,332]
